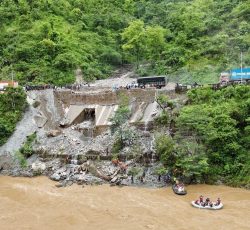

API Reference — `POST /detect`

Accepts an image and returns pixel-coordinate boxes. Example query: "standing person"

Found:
[131,175,134,184]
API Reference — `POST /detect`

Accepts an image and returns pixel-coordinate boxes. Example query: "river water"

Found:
[0,176,249,230]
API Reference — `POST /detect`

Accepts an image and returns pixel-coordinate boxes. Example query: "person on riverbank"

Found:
[131,175,134,184]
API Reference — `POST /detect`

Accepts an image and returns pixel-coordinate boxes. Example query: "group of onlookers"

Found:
[24,83,90,91]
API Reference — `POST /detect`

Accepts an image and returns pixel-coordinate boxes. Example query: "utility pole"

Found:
[11,70,14,84]
[240,52,243,84]
[11,65,14,85]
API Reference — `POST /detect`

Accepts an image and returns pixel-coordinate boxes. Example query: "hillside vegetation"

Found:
[156,85,250,188]
[0,0,249,85]
[0,87,27,146]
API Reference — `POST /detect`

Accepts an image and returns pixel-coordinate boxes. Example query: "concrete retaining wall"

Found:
[54,88,156,107]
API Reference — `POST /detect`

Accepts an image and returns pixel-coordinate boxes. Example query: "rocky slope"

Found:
[0,76,182,187]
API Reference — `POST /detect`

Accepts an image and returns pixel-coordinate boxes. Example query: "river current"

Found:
[0,176,249,230]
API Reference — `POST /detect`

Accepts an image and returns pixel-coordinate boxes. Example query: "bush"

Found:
[111,138,123,155]
[155,135,175,167]
[32,101,40,108]
[156,111,169,125]
[15,151,27,168]
[128,167,141,176]
[19,133,37,158]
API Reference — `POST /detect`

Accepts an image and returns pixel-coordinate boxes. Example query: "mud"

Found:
[0,176,249,230]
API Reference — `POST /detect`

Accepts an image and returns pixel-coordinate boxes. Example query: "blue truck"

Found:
[231,68,250,81]
[220,68,250,83]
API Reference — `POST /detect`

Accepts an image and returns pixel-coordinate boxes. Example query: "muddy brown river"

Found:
[0,177,249,230]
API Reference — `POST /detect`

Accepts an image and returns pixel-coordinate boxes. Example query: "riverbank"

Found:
[0,176,250,230]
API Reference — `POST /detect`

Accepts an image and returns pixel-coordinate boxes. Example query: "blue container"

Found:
[230,68,250,81]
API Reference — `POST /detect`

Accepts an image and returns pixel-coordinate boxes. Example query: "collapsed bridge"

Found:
[54,88,160,135]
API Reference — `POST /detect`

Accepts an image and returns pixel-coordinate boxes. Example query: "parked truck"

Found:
[220,68,250,84]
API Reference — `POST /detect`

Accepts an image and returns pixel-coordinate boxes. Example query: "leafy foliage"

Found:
[19,132,37,158]
[155,85,250,187]
[110,92,132,148]
[176,85,250,187]
[14,151,27,168]
[0,87,27,146]
[0,0,249,85]
[155,135,175,168]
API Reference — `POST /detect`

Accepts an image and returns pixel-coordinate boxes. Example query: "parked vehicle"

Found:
[137,76,166,89]
[220,68,250,84]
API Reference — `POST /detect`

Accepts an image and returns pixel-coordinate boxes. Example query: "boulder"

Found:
[60,118,70,127]
[76,173,86,181]
[34,115,47,128]
[32,161,46,172]
[0,155,14,171]
[46,130,61,137]
[142,131,151,137]
[50,173,61,181]
[120,178,130,186]
[110,176,118,183]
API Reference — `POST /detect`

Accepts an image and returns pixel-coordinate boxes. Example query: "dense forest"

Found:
[156,85,250,187]
[0,0,249,85]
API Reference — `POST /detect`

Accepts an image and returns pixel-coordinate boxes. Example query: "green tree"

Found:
[175,85,250,186]
[121,20,146,69]
[144,25,166,65]
[110,93,131,147]
[0,87,27,146]
[155,135,175,167]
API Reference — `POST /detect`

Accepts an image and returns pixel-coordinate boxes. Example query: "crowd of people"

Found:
[195,195,221,207]
[24,83,90,91]
[111,82,143,92]
[24,81,165,92]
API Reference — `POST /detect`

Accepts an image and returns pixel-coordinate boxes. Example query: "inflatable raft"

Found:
[172,185,187,195]
[191,201,223,210]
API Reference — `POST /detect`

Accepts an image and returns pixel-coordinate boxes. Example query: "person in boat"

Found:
[199,195,204,203]
[204,198,210,206]
[173,179,179,188]
[195,199,200,205]
[178,184,184,192]
[215,198,221,206]
[197,195,204,205]
[209,201,213,207]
